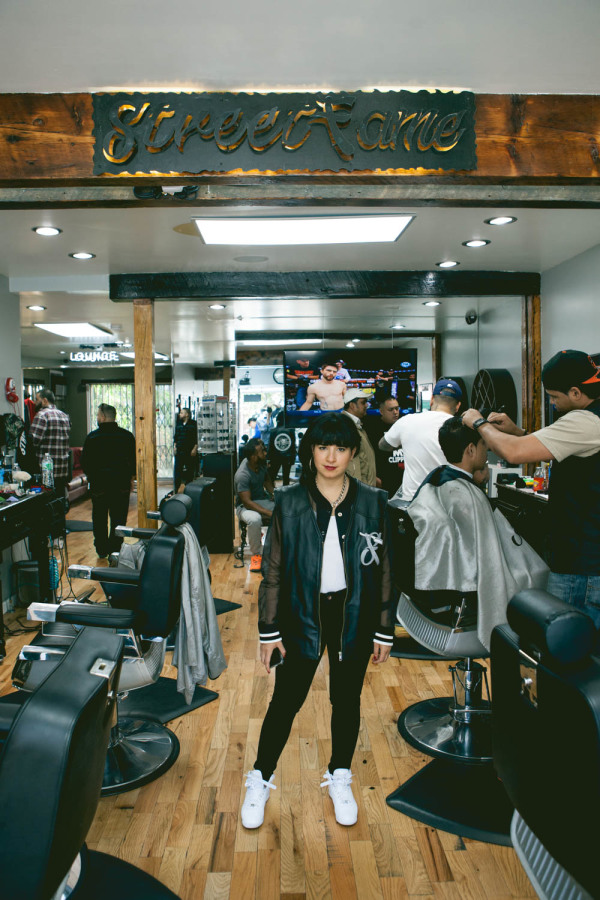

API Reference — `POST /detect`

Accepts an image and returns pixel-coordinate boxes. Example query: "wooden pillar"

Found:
[521,294,542,435]
[432,334,441,383]
[133,299,158,528]
[223,366,231,401]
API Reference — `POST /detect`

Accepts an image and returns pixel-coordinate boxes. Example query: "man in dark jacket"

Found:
[81,403,136,559]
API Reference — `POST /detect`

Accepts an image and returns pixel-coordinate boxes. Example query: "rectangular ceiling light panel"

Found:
[193,215,414,246]
[34,323,114,338]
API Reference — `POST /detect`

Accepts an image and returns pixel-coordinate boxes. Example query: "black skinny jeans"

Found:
[254,591,372,780]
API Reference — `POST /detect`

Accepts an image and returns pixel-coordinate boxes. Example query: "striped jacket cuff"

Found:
[374,630,394,646]
[259,627,282,644]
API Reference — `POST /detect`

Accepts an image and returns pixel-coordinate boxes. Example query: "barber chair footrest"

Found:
[399,697,493,763]
[386,758,513,846]
[102,716,180,796]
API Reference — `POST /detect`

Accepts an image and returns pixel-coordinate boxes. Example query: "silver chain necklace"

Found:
[330,474,348,511]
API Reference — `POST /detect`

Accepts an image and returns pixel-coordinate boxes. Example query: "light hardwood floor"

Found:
[0,494,535,900]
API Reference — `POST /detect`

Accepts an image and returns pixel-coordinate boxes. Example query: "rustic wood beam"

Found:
[1,93,600,185]
[110,270,540,302]
[521,293,542,440]
[133,299,158,528]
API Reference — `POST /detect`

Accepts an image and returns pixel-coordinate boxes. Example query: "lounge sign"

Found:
[92,90,476,175]
[69,351,120,363]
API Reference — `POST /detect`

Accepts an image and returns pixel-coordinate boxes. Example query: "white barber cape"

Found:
[407,477,549,650]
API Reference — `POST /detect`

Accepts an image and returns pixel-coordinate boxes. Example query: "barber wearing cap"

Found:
[462,350,600,626]
[378,378,463,502]
[343,388,378,486]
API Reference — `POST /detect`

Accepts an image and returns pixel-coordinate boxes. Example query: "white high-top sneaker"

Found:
[321,768,358,826]
[241,769,276,829]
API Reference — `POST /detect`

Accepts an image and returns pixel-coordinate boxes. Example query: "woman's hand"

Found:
[260,640,286,674]
[372,642,391,665]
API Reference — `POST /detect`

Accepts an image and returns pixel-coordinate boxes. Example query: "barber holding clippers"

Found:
[462,350,600,626]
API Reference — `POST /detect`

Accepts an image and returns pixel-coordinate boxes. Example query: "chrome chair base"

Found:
[102,716,180,796]
[398,697,493,763]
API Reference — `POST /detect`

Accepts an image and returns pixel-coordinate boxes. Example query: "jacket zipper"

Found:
[338,505,355,661]
[313,513,324,657]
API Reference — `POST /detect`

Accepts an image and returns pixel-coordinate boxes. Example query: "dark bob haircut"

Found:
[438,415,482,464]
[298,412,360,482]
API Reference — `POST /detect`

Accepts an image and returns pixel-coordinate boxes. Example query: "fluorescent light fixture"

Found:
[463,239,490,248]
[390,324,406,329]
[437,260,459,268]
[240,338,322,347]
[33,226,61,237]
[35,322,114,338]
[485,216,517,226]
[193,215,414,246]
[352,338,360,343]
[209,303,226,310]
[423,301,441,307]
[27,305,46,311]
[118,352,169,361]
[69,252,96,260]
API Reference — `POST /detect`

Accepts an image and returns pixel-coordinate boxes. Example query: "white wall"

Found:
[0,275,22,609]
[541,243,600,360]
[440,296,523,420]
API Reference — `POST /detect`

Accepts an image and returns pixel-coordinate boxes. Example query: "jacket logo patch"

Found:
[360,531,383,566]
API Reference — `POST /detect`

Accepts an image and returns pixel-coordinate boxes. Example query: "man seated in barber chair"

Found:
[234,437,274,572]
[402,416,548,650]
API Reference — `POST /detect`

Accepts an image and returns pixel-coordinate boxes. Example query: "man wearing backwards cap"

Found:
[462,350,600,625]
[379,378,463,502]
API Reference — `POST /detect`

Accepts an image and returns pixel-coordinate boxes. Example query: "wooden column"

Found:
[432,334,442,384]
[223,366,231,401]
[522,293,542,439]
[133,299,158,528]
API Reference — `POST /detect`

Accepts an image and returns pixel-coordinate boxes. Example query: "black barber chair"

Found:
[386,512,513,844]
[14,494,193,796]
[492,590,600,899]
[0,626,180,899]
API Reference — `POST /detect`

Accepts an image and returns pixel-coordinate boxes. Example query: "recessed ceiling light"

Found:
[33,226,62,237]
[351,338,360,343]
[437,260,459,268]
[390,324,406,329]
[27,304,46,311]
[193,215,414,246]
[423,301,441,307]
[463,239,490,248]
[209,303,226,310]
[485,216,517,226]
[69,252,96,260]
[346,342,354,348]
[35,322,113,338]
[59,351,66,355]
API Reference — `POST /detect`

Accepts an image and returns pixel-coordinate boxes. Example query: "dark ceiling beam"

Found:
[110,270,540,302]
[2,184,600,209]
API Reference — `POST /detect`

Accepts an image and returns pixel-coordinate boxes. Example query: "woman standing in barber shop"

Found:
[241,412,394,829]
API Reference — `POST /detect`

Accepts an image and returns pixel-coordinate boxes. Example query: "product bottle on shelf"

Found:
[42,452,54,488]
[533,465,545,492]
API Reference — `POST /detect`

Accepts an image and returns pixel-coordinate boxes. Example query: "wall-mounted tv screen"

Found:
[284,349,417,427]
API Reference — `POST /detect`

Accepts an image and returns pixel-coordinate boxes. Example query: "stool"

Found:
[234,521,248,567]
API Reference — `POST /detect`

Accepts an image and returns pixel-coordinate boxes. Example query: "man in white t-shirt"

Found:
[462,349,600,626]
[378,378,463,502]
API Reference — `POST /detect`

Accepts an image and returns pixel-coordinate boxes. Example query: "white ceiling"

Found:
[3,0,600,368]
[2,0,600,95]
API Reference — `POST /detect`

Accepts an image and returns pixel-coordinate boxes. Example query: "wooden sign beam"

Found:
[133,299,158,528]
[0,93,600,184]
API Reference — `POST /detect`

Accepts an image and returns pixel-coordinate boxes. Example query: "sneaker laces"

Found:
[244,770,276,803]
[320,769,353,797]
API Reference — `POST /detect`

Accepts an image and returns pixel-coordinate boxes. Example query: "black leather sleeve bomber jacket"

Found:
[257,478,395,661]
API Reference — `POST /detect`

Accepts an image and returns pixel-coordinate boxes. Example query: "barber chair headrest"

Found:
[159,493,192,526]
[507,589,596,667]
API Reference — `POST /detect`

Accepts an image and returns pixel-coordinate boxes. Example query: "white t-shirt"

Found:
[534,409,600,461]
[383,410,452,500]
